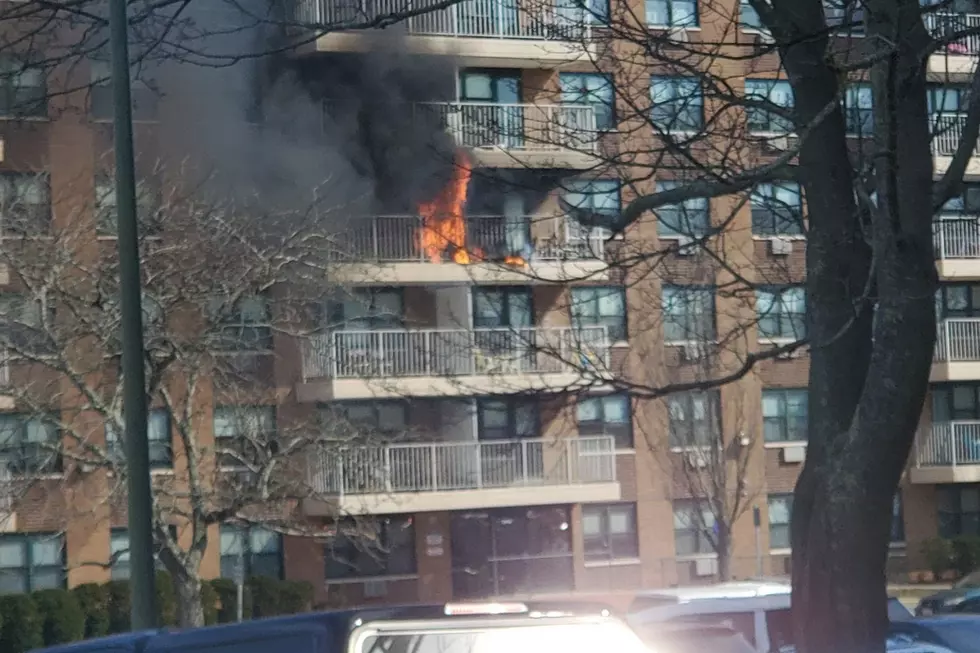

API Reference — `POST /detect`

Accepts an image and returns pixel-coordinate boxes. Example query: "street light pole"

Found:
[108,0,158,630]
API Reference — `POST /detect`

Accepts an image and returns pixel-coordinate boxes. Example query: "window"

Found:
[744,79,794,133]
[563,180,621,238]
[94,178,161,234]
[220,525,283,580]
[662,285,715,343]
[936,284,980,319]
[325,289,404,331]
[844,85,873,135]
[577,393,633,449]
[324,515,416,579]
[106,408,172,469]
[209,295,272,351]
[571,287,627,342]
[672,500,715,555]
[327,401,409,437]
[938,485,980,538]
[768,493,793,550]
[582,503,639,561]
[929,85,970,117]
[756,286,806,341]
[932,384,980,422]
[560,73,615,131]
[751,182,804,236]
[109,528,171,581]
[646,0,698,26]
[824,0,865,35]
[762,389,808,443]
[0,58,45,118]
[651,76,703,133]
[655,180,710,237]
[90,59,157,121]
[477,398,538,440]
[892,493,905,544]
[472,287,532,329]
[213,405,277,469]
[668,390,719,447]
[0,533,64,593]
[940,183,980,215]
[0,413,60,474]
[740,0,762,30]
[0,173,50,235]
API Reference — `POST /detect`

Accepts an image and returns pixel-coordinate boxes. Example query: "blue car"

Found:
[916,572,980,615]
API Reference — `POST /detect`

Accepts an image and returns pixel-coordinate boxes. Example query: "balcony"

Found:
[933,318,980,381]
[934,217,980,278]
[297,325,610,400]
[912,421,980,483]
[303,435,620,514]
[931,114,980,177]
[293,0,595,66]
[330,215,608,284]
[924,12,980,75]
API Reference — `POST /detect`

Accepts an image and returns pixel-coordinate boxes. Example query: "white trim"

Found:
[764,441,807,449]
[325,573,419,585]
[769,547,791,556]
[646,25,703,32]
[584,557,642,568]
[751,235,807,241]
[675,552,718,562]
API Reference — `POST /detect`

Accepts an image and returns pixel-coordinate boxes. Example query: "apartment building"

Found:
[0,0,975,607]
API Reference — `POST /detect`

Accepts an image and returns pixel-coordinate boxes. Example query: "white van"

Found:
[626,581,914,653]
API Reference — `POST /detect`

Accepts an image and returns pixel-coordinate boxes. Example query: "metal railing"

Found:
[294,0,592,40]
[931,113,980,158]
[935,217,980,259]
[924,12,980,56]
[330,215,606,264]
[916,421,980,467]
[303,325,609,380]
[935,318,980,362]
[309,434,616,496]
[421,102,598,153]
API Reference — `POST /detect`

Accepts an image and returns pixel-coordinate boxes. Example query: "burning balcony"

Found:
[302,435,619,514]
[293,0,595,65]
[933,318,980,381]
[297,325,610,400]
[913,421,980,484]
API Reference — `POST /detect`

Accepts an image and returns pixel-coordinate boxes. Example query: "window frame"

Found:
[94,176,162,235]
[651,75,704,133]
[582,503,639,562]
[106,408,173,470]
[472,287,533,329]
[0,532,65,593]
[326,288,405,331]
[326,400,410,438]
[739,0,763,30]
[577,393,633,449]
[655,180,710,237]
[744,79,795,134]
[662,285,716,344]
[0,57,46,118]
[645,0,699,28]
[219,524,284,580]
[843,84,874,135]
[89,59,158,122]
[109,526,173,581]
[212,405,277,469]
[751,182,805,236]
[0,412,61,475]
[768,493,793,551]
[324,515,417,580]
[668,390,721,448]
[209,295,273,352]
[762,388,808,443]
[672,499,716,556]
[563,179,621,240]
[0,173,51,236]
[571,286,628,343]
[476,397,539,441]
[756,285,807,341]
[559,72,616,131]
[936,283,980,320]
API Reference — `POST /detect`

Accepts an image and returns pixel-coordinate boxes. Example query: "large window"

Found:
[571,286,627,342]
[651,76,703,133]
[472,287,532,329]
[762,389,808,443]
[90,59,157,121]
[213,405,277,469]
[325,289,404,331]
[668,390,720,447]
[0,174,50,235]
[208,295,272,352]
[744,79,794,133]
[94,178,161,235]
[751,183,804,236]
[0,533,64,593]
[477,398,538,440]
[662,285,715,343]
[646,0,698,26]
[326,401,409,438]
[563,179,621,239]
[932,384,980,422]
[109,528,171,580]
[768,494,793,550]
[324,516,416,579]
[940,183,980,215]
[756,286,806,341]
[936,284,980,319]
[656,181,710,237]
[106,408,172,469]
[739,0,762,29]
[220,525,283,580]
[938,485,980,538]
[560,73,615,131]
[0,413,60,474]
[673,500,715,556]
[0,58,45,118]
[824,0,865,35]
[577,393,633,449]
[582,503,639,561]
[844,85,873,135]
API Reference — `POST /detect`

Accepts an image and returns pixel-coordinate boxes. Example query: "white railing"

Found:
[421,102,598,153]
[917,421,980,467]
[931,113,980,158]
[924,12,980,57]
[935,318,980,362]
[302,325,609,380]
[309,434,616,496]
[294,0,592,40]
[330,215,606,263]
[935,216,980,259]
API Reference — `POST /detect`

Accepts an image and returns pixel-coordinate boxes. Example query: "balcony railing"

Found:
[917,421,980,467]
[294,0,591,40]
[935,318,980,362]
[931,113,980,158]
[302,325,609,380]
[924,12,980,56]
[330,215,606,264]
[935,217,980,260]
[309,435,616,496]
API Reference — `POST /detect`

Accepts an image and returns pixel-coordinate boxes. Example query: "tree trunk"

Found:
[717,523,733,582]
[173,574,206,628]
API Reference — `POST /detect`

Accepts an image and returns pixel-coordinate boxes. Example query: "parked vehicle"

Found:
[635,621,755,653]
[30,602,649,653]
[916,572,980,615]
[888,615,980,653]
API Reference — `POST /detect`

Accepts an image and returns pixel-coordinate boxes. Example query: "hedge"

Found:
[71,584,109,639]
[32,589,85,646]
[0,594,41,653]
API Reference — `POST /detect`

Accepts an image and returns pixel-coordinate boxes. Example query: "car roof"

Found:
[633,581,792,601]
[902,615,980,626]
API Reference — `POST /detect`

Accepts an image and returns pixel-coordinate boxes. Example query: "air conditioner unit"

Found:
[676,236,696,255]
[770,237,793,255]
[694,557,719,577]
[666,26,690,43]
[782,445,806,464]
[363,579,388,598]
[685,450,709,468]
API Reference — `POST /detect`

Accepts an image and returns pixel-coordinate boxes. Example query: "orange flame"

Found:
[418,153,476,264]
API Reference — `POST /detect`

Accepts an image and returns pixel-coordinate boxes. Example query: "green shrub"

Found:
[209,578,251,624]
[200,581,219,626]
[952,535,980,578]
[922,537,954,580]
[277,581,314,615]
[0,594,41,653]
[248,576,281,618]
[155,571,177,627]
[33,589,85,646]
[72,583,109,639]
[105,580,131,634]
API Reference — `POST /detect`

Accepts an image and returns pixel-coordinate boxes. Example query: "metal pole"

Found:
[236,542,245,622]
[753,505,763,577]
[108,0,157,630]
